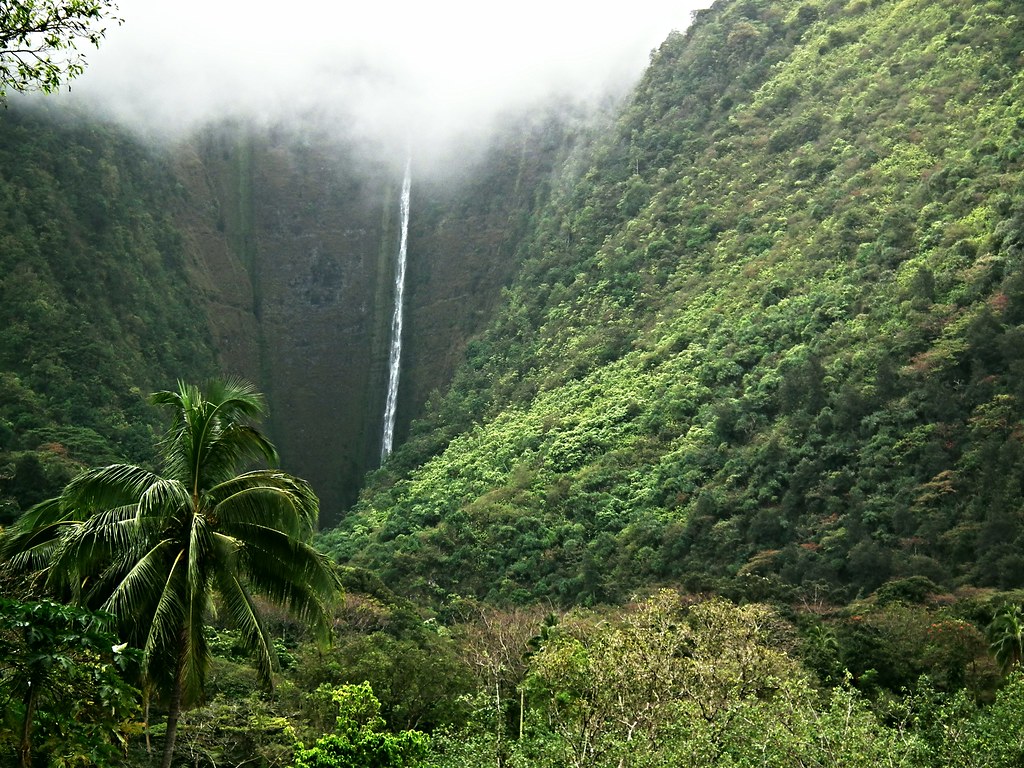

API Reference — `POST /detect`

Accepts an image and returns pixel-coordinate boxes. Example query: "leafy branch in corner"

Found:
[0,0,121,101]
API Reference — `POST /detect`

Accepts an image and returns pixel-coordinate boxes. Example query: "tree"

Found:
[963,670,1024,765]
[456,603,545,763]
[526,592,804,768]
[0,379,342,768]
[293,683,429,768]
[0,597,139,768]
[988,605,1024,673]
[0,0,120,102]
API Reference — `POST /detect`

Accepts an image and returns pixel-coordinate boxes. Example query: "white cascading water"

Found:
[380,158,412,461]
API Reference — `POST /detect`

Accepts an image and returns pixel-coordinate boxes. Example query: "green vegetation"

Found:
[1,379,341,768]
[7,0,1024,763]
[987,604,1024,672]
[5,584,1020,768]
[0,105,218,525]
[327,0,1024,608]
[0,598,138,768]
[291,683,428,768]
[0,0,119,101]
[9,499,1024,765]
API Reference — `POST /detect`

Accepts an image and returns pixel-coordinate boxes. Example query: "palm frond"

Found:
[211,473,318,538]
[101,538,176,638]
[62,464,161,512]
[51,504,145,561]
[3,538,62,581]
[142,549,188,692]
[187,511,215,593]
[138,478,191,521]
[149,385,186,410]
[0,497,81,574]
[202,377,268,421]
[216,423,279,466]
[235,528,340,644]
[181,576,212,707]
[212,546,276,690]
[46,504,146,600]
[194,425,279,490]
[173,509,217,705]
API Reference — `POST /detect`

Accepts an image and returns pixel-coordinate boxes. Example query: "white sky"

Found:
[59,1,711,153]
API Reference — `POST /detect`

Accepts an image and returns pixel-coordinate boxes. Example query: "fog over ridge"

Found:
[53,0,711,160]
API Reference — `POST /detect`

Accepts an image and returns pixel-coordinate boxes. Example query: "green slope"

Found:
[0,106,218,522]
[324,0,1024,605]
[0,104,586,528]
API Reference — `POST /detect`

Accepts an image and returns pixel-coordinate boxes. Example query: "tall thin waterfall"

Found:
[380,159,412,461]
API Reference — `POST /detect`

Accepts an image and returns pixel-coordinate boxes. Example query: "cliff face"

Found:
[172,128,262,385]
[325,0,1024,605]
[398,112,581,446]
[173,114,578,522]
[0,98,587,525]
[174,123,396,521]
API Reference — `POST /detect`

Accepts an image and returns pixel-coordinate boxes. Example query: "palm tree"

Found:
[0,379,341,768]
[988,604,1024,673]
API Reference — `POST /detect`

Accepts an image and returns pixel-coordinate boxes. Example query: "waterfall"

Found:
[380,158,412,461]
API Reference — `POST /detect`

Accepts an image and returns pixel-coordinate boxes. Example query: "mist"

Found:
[55,0,710,162]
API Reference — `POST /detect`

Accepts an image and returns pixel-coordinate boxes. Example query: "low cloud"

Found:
[55,0,709,159]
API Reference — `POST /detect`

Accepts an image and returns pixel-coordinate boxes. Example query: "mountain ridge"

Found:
[323,0,1024,606]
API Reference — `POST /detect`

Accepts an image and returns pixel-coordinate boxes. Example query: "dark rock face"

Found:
[245,135,397,522]
[399,114,578,445]
[172,132,262,386]
[178,123,396,522]
[175,114,575,523]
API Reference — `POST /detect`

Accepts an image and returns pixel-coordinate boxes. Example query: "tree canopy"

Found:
[0,598,138,768]
[0,0,120,102]
[0,378,342,768]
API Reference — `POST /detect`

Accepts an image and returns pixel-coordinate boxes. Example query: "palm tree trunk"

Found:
[144,687,152,754]
[17,683,38,768]
[161,668,184,768]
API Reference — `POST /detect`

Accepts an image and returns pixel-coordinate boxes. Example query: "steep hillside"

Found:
[178,113,579,521]
[0,104,583,526]
[177,121,400,520]
[326,0,1024,605]
[0,106,219,522]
